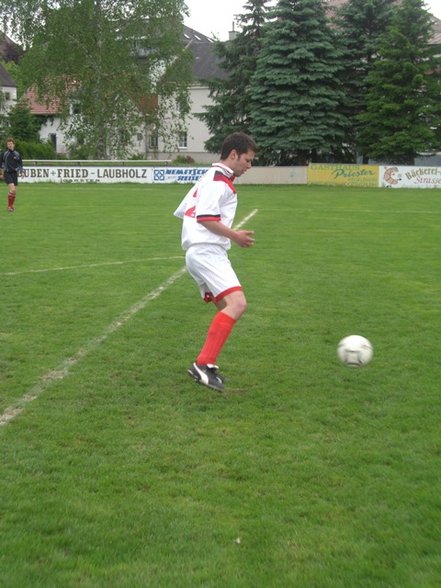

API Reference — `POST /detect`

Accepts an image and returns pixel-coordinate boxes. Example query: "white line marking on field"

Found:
[0,209,259,427]
[0,268,187,427]
[236,209,258,228]
[0,256,184,277]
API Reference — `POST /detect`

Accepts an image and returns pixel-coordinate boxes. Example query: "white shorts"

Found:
[185,244,242,303]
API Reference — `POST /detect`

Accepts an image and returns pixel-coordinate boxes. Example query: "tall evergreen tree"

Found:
[249,0,348,165]
[333,0,395,161]
[198,0,270,154]
[0,0,191,158]
[358,0,441,164]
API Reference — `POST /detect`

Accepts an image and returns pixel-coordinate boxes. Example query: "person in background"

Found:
[1,138,24,212]
[174,132,257,392]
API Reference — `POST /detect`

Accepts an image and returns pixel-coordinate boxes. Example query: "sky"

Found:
[184,0,441,40]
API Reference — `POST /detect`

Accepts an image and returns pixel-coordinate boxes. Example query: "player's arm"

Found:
[198,219,255,248]
[17,153,24,175]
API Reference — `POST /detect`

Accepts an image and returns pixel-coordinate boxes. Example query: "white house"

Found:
[0,65,17,114]
[24,26,227,162]
[0,33,20,123]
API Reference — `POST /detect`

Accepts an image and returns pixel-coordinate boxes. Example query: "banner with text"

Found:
[21,166,209,184]
[308,164,379,188]
[380,165,441,188]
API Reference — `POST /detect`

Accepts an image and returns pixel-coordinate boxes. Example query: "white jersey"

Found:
[173,163,237,251]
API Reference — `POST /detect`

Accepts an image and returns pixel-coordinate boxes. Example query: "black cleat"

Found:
[187,362,225,392]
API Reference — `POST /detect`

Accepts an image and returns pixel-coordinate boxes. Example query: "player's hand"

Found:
[234,230,255,248]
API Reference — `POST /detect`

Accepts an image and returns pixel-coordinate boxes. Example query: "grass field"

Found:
[1,182,440,587]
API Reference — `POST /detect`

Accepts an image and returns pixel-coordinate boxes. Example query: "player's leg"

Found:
[188,293,246,391]
[196,290,247,366]
[186,246,246,391]
[214,289,247,319]
[7,180,16,211]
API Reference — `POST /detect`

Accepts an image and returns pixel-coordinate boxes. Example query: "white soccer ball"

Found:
[337,335,373,368]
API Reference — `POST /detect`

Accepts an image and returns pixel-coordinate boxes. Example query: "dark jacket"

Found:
[1,148,23,173]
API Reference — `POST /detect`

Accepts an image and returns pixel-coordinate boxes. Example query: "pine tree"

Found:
[333,0,395,160]
[198,0,270,154]
[249,0,348,165]
[358,0,441,164]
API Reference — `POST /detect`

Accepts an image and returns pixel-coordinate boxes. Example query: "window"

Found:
[178,131,188,150]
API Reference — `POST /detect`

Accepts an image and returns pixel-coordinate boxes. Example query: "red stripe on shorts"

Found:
[214,286,243,303]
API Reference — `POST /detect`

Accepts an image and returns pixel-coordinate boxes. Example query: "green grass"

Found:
[1,183,440,587]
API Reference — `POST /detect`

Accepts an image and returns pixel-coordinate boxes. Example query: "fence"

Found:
[20,162,441,188]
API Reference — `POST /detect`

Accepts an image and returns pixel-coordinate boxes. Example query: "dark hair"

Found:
[6,137,15,144]
[220,132,257,160]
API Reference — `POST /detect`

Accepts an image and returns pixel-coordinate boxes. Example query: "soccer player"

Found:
[1,138,24,212]
[174,132,257,392]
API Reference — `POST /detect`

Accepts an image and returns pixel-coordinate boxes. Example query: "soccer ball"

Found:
[337,335,373,367]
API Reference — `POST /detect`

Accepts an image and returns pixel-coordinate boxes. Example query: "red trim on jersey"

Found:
[214,286,243,303]
[197,214,221,223]
[214,170,236,192]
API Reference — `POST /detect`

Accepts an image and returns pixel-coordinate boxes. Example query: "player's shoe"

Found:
[7,207,14,212]
[187,363,225,392]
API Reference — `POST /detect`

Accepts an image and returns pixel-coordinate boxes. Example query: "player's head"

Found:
[220,132,257,177]
[220,132,257,160]
[6,138,15,149]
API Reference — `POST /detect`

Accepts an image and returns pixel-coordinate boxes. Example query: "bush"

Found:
[16,140,56,159]
[66,143,92,160]
[128,153,147,161]
[172,154,195,165]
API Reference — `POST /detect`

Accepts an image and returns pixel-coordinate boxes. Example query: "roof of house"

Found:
[0,32,22,63]
[0,63,15,87]
[24,87,60,115]
[431,16,441,45]
[183,25,227,82]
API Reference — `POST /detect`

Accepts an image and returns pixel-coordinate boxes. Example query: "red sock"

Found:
[197,311,236,365]
[8,193,15,208]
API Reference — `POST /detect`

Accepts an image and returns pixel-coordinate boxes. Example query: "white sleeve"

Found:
[173,198,186,219]
[173,186,195,219]
[194,180,224,219]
